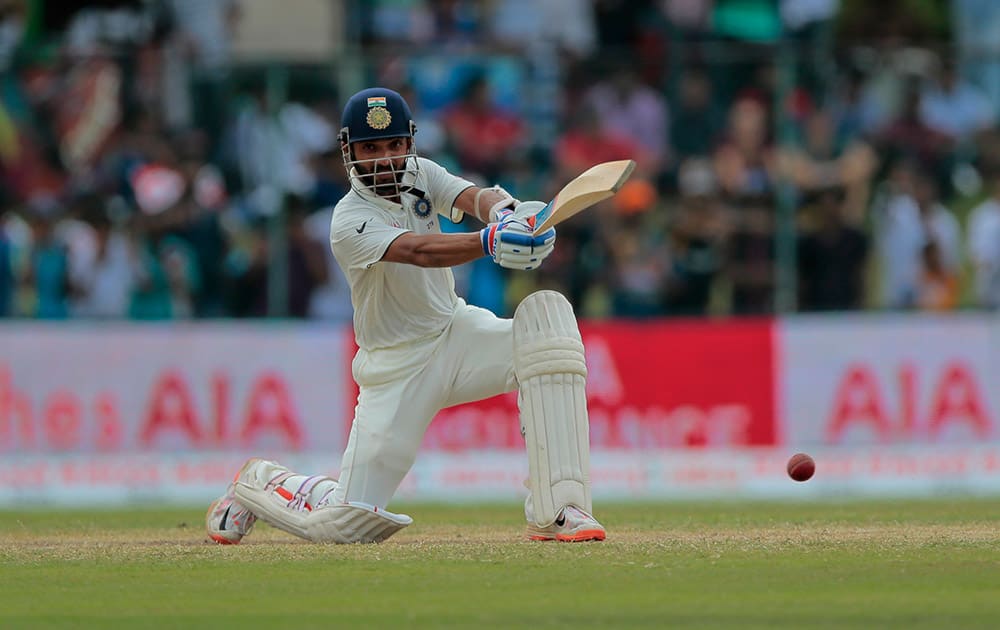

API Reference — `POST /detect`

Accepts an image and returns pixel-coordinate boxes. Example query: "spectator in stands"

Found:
[726,193,775,314]
[283,195,328,318]
[101,107,176,199]
[912,174,961,273]
[713,95,777,315]
[953,0,1000,115]
[916,240,959,311]
[584,63,670,174]
[127,128,228,316]
[827,68,882,142]
[226,85,339,204]
[486,0,597,61]
[607,178,668,317]
[920,58,996,144]
[441,73,526,183]
[224,195,327,318]
[878,79,953,172]
[796,186,870,311]
[5,2,998,322]
[552,103,645,186]
[68,194,138,318]
[0,0,25,74]
[19,195,70,319]
[670,68,724,159]
[365,0,436,46]
[666,159,729,315]
[165,0,242,149]
[713,95,777,199]
[304,204,353,322]
[966,167,1000,309]
[781,108,878,224]
[170,129,229,316]
[129,229,200,320]
[875,160,961,309]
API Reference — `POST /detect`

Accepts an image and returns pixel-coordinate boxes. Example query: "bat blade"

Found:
[531,159,636,235]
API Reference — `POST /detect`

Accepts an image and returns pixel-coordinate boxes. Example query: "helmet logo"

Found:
[366,106,392,130]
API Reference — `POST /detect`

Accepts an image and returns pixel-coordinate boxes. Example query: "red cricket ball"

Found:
[787,453,815,482]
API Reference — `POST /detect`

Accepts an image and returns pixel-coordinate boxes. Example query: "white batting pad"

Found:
[513,290,592,526]
[308,502,412,544]
[234,473,412,544]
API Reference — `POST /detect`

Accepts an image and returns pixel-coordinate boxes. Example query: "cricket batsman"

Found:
[206,87,605,544]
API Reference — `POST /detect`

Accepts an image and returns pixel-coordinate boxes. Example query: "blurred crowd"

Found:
[4,0,1000,321]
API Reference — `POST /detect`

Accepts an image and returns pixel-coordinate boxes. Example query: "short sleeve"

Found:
[417,157,475,219]
[331,215,409,270]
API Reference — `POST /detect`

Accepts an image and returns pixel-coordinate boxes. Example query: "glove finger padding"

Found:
[498,251,553,270]
[495,228,556,270]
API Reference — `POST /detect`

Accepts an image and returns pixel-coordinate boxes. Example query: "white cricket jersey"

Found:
[330,156,475,351]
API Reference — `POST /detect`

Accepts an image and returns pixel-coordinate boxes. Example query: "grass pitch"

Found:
[2,500,999,628]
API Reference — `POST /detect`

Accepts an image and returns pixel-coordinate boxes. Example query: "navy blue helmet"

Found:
[339,87,416,145]
[339,87,420,198]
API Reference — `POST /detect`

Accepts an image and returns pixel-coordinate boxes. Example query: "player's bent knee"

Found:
[513,290,586,381]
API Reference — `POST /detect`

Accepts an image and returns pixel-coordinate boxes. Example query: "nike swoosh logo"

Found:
[219,505,231,531]
[356,221,368,234]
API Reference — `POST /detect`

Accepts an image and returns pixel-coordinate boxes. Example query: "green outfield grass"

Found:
[1,500,999,628]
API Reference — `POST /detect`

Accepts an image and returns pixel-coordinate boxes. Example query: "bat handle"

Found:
[531,201,554,236]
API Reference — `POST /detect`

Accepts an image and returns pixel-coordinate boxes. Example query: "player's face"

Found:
[352,137,412,197]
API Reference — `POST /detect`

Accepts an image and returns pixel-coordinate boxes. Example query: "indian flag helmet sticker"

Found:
[367,96,387,108]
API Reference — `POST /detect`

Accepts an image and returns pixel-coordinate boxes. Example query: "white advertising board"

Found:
[0,323,349,454]
[778,314,999,447]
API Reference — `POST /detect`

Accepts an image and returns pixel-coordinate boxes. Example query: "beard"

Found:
[357,160,405,198]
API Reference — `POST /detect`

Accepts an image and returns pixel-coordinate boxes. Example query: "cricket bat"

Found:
[531,159,637,235]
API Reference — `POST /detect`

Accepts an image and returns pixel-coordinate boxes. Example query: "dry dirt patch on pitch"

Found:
[2,521,996,564]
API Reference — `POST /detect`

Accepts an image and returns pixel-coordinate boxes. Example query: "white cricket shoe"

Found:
[524,497,606,542]
[205,458,261,545]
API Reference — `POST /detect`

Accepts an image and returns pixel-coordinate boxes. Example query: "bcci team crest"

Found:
[366,106,392,130]
[414,197,432,218]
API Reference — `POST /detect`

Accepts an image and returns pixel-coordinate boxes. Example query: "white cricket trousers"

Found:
[332,302,518,507]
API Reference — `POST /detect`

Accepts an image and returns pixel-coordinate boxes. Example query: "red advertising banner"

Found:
[367,319,779,451]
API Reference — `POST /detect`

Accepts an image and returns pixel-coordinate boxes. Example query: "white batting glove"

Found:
[480,204,556,271]
[508,199,546,224]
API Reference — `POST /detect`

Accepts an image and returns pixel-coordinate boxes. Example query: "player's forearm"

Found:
[385,233,485,268]
[454,186,514,223]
